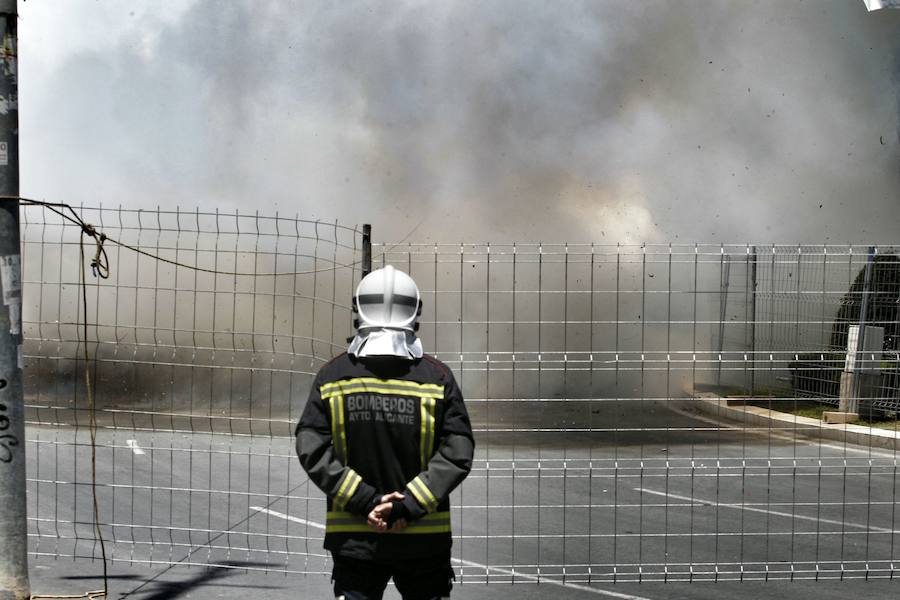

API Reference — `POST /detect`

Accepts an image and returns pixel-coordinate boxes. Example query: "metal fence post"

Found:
[852,246,876,409]
[749,246,757,395]
[839,246,876,414]
[0,1,30,597]
[716,252,730,388]
[361,223,372,279]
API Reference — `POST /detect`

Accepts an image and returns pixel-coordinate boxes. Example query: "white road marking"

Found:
[255,506,655,599]
[635,487,893,533]
[452,557,655,599]
[250,506,325,530]
[125,440,145,455]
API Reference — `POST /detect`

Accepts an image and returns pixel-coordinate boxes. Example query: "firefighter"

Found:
[296,265,475,599]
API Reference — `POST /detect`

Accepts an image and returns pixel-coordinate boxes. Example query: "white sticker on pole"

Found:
[8,301,19,335]
[1,255,22,336]
[0,141,8,166]
[0,254,21,304]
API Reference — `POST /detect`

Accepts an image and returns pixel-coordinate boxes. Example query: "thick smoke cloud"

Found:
[17,1,900,244]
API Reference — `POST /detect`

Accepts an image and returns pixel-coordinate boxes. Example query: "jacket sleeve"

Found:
[295,374,380,516]
[401,371,475,520]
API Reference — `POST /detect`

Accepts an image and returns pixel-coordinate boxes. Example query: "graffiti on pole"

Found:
[0,255,18,464]
[0,377,16,463]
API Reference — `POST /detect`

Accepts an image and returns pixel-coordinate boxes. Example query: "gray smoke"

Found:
[17,1,900,245]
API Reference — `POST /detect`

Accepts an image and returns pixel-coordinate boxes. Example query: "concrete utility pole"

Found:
[0,1,30,599]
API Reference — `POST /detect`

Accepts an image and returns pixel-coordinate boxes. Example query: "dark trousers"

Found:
[331,553,454,600]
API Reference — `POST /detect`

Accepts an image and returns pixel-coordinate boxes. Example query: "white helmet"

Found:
[353,265,421,331]
[348,266,424,359]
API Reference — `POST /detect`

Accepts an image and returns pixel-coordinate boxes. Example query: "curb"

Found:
[687,393,899,451]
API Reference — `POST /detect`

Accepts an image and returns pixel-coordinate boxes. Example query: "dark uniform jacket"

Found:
[296,352,475,561]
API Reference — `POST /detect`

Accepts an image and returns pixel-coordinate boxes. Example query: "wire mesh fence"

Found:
[376,242,900,583]
[22,204,363,574]
[21,206,900,585]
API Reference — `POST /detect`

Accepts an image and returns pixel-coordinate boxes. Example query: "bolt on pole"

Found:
[0,1,30,599]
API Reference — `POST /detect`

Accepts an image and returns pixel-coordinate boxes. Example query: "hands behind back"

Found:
[367,491,408,532]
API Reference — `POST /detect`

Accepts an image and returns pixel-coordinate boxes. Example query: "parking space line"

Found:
[635,487,893,533]
[452,558,654,599]
[256,506,655,599]
[250,506,325,530]
[125,440,145,455]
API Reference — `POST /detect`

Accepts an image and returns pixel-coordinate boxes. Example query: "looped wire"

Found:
[81,222,110,279]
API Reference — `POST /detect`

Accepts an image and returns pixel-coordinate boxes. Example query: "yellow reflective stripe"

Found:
[322,377,443,393]
[408,476,438,513]
[419,399,428,469]
[333,471,350,509]
[334,470,354,501]
[322,386,442,400]
[326,393,348,462]
[341,472,361,509]
[328,396,341,461]
[326,524,371,533]
[325,524,451,534]
[417,477,438,512]
[407,478,430,510]
[336,394,347,460]
[327,511,449,522]
[426,397,436,462]
[325,511,451,534]
[321,378,443,399]
[406,480,428,510]
[420,397,436,469]
[396,524,451,534]
[333,470,360,511]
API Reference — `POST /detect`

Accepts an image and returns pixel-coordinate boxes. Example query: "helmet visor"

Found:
[357,292,418,328]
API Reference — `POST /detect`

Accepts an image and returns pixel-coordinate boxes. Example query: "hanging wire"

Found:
[24,211,109,600]
[6,197,422,278]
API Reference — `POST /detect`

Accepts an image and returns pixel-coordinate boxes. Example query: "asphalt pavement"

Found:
[23,398,900,599]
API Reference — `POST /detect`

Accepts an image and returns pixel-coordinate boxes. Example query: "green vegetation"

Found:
[830,254,900,354]
[788,255,900,417]
[784,400,900,431]
[736,398,900,431]
[790,403,828,420]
